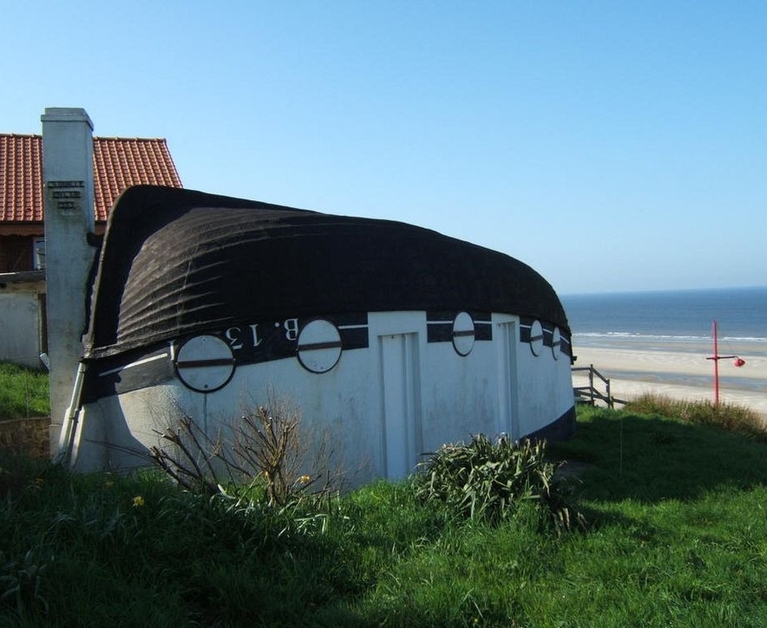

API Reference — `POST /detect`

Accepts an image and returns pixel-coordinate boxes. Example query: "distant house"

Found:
[0,133,182,367]
[0,134,182,271]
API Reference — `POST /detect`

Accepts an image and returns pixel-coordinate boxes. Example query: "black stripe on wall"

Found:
[520,316,572,357]
[426,311,493,343]
[83,313,371,401]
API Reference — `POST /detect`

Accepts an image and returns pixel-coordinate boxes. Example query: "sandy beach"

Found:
[571,341,767,418]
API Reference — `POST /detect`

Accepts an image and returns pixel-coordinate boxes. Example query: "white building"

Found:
[63,185,575,483]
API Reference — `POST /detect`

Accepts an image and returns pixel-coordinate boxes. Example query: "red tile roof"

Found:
[0,135,43,222]
[0,134,182,223]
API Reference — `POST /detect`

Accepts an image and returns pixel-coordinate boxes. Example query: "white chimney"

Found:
[41,108,96,455]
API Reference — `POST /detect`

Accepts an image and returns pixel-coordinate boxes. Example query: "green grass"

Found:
[0,363,49,420]
[3,401,767,626]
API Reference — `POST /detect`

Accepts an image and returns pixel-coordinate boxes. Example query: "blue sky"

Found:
[2,1,765,294]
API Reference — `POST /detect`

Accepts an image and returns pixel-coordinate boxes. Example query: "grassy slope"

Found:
[2,404,767,626]
[532,407,767,627]
[0,363,49,420]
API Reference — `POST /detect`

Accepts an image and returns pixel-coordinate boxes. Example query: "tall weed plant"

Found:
[625,393,767,442]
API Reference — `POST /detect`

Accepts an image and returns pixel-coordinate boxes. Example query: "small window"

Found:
[174,335,236,392]
[551,327,562,360]
[529,320,544,356]
[297,319,343,373]
[452,311,475,356]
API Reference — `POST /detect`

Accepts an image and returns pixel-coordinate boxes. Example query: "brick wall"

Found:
[0,417,50,459]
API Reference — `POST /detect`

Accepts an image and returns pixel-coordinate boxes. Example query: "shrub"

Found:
[413,434,584,533]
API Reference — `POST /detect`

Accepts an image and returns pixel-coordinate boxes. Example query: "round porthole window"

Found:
[452,311,475,356]
[297,319,342,373]
[175,335,236,393]
[529,320,544,356]
[551,327,562,360]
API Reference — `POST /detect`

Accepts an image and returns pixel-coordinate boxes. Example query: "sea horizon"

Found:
[561,286,767,357]
[560,284,767,298]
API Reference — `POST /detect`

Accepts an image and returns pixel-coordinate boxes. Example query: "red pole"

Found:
[706,320,744,406]
[712,320,720,406]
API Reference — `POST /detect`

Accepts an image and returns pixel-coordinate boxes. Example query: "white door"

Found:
[380,333,421,479]
[496,321,519,440]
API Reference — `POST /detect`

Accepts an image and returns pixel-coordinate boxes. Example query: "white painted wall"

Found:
[70,310,574,486]
[0,292,44,369]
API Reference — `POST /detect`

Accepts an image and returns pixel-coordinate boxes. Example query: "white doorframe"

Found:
[379,332,421,479]
[496,321,519,440]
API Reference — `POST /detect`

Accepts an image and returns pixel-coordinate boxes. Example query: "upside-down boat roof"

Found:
[84,185,569,359]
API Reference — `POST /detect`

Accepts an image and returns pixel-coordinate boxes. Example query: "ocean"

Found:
[561,287,767,356]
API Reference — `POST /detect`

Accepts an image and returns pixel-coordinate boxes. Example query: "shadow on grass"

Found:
[550,408,767,504]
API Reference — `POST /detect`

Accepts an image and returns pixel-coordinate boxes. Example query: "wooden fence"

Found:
[572,364,627,409]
